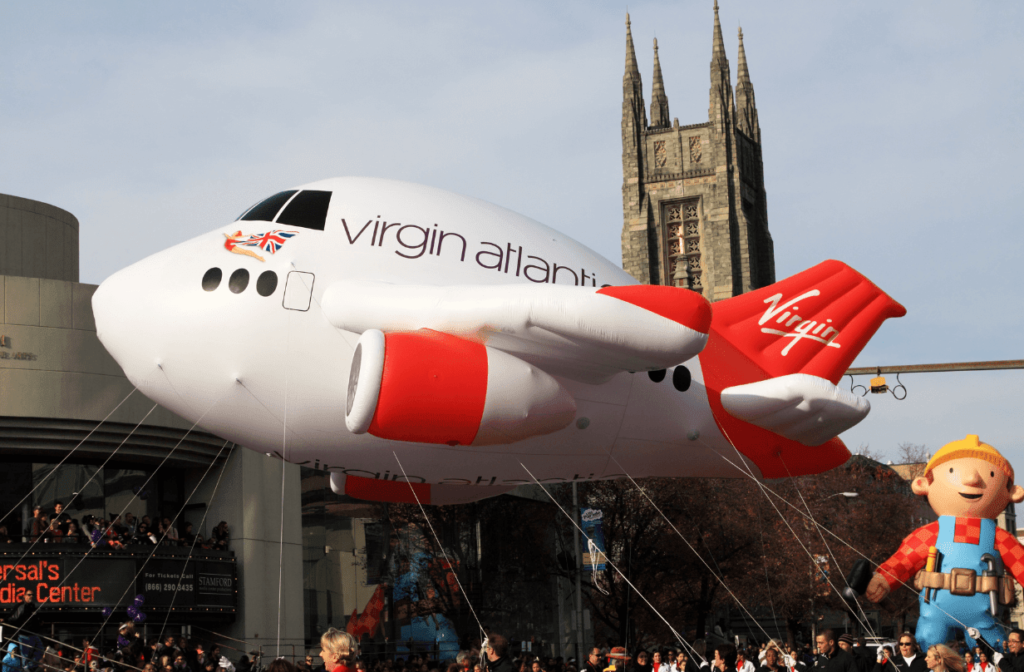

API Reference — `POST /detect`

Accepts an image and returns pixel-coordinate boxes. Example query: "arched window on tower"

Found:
[663,199,703,294]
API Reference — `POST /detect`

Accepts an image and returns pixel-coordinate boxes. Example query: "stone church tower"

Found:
[620,1,775,300]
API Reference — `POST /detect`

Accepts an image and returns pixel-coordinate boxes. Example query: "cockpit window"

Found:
[240,191,298,222]
[275,190,332,231]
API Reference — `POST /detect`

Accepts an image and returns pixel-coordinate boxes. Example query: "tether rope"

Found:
[519,462,706,666]
[393,452,487,641]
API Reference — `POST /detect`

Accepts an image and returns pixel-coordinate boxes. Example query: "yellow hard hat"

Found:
[924,435,1013,484]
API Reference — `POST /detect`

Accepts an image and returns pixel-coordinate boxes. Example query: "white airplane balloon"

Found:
[93,177,905,504]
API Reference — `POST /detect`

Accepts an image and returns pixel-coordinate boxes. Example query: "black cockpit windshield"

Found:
[236,189,333,231]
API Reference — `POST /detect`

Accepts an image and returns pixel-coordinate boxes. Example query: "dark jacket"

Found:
[815,648,858,672]
[486,657,516,672]
[999,652,1024,672]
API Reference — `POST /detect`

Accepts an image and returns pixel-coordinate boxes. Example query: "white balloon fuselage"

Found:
[94,177,902,502]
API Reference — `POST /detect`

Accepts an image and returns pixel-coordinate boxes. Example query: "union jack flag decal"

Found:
[236,230,299,254]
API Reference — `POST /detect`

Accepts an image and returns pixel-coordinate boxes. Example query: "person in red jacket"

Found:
[318,629,358,672]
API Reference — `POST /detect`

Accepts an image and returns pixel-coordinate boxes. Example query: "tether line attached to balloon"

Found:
[777,454,887,644]
[708,447,997,639]
[605,454,778,649]
[712,434,883,644]
[10,626,149,672]
[0,403,158,594]
[156,440,234,644]
[85,395,232,645]
[0,400,173,645]
[519,462,706,666]
[0,385,139,533]
[393,452,487,641]
[276,310,294,658]
[754,496,780,632]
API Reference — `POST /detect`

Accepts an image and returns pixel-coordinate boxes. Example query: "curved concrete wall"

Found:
[0,193,79,282]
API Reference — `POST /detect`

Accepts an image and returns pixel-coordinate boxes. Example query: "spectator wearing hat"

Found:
[814,631,857,672]
[837,636,867,672]
[606,649,631,672]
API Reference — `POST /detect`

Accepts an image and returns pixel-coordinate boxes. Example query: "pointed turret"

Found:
[735,27,760,142]
[708,0,734,134]
[621,13,651,284]
[624,13,643,100]
[650,38,671,128]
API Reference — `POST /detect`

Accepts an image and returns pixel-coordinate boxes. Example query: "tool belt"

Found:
[914,569,1015,604]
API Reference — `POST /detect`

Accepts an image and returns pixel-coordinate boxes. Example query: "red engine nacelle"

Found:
[346,329,576,446]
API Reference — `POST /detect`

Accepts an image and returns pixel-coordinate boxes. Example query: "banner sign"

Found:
[0,552,236,613]
[0,558,134,607]
[580,508,607,571]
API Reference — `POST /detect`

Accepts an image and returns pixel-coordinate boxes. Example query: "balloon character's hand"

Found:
[865,573,890,602]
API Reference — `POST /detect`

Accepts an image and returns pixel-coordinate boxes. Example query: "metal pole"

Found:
[845,359,1024,376]
[573,482,584,668]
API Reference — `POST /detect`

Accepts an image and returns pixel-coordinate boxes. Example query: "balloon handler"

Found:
[857,435,1024,650]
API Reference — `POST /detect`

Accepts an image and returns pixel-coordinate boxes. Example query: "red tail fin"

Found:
[708,259,905,384]
[699,260,905,478]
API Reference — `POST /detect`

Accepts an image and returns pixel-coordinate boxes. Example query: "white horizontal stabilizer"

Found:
[720,374,870,446]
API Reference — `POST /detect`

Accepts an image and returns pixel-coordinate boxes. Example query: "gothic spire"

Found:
[735,26,760,142]
[624,13,642,87]
[623,13,647,131]
[650,38,670,128]
[708,0,734,133]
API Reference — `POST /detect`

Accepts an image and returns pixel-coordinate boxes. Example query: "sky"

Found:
[1,1,1022,467]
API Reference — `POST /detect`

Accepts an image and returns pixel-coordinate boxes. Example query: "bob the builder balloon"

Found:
[866,435,1024,649]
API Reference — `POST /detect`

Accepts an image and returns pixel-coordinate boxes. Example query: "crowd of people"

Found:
[4,622,1024,672]
[0,503,230,551]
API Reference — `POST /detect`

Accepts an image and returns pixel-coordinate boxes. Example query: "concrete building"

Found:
[620,2,775,299]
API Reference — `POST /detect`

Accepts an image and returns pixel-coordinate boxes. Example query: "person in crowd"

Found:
[653,653,667,672]
[320,628,358,672]
[266,661,298,672]
[975,654,992,672]
[924,646,963,672]
[236,657,252,672]
[999,631,1024,672]
[63,521,81,544]
[52,503,70,535]
[123,513,137,536]
[211,522,230,551]
[736,650,755,672]
[180,523,197,547]
[633,653,651,672]
[759,646,786,672]
[173,653,193,672]
[161,518,179,543]
[814,630,856,672]
[892,635,926,672]
[837,637,867,672]
[29,506,46,541]
[605,649,630,672]
[484,636,514,672]
[962,654,973,672]
[710,644,737,672]
[582,649,603,672]
[299,655,315,672]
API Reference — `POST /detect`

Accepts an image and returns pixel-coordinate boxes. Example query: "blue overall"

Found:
[916,516,1005,650]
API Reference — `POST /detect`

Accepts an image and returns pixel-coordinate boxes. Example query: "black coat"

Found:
[815,649,858,672]
[1000,652,1024,672]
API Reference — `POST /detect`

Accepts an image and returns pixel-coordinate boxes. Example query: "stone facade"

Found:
[620,2,775,301]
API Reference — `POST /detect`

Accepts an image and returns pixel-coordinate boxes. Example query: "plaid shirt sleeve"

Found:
[876,521,939,591]
[995,527,1024,584]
